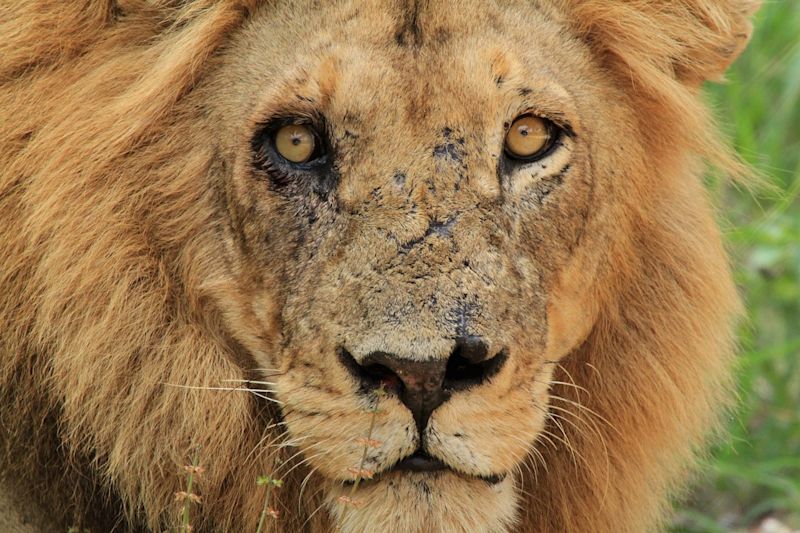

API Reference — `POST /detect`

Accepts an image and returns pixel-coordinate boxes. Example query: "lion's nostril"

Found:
[338,348,448,432]
[337,349,405,396]
[362,363,403,393]
[444,336,507,392]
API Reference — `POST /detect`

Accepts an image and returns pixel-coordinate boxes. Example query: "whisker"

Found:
[222,378,278,387]
[533,427,558,451]
[250,367,286,375]
[298,446,352,507]
[250,427,300,465]
[555,363,580,394]
[542,427,581,465]
[584,362,601,378]
[547,403,605,443]
[512,463,537,498]
[160,382,284,405]
[277,446,340,480]
[246,423,293,462]
[270,436,340,474]
[542,399,612,504]
[547,379,589,395]
[549,394,619,435]
[529,445,548,475]
[546,409,590,441]
[533,403,587,469]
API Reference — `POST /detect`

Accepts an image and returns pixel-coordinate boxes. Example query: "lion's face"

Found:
[198,1,605,527]
[202,1,610,528]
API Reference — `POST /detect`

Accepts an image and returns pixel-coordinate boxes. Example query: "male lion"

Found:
[0,1,758,531]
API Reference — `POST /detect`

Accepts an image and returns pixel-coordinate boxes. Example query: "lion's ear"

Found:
[557,0,760,87]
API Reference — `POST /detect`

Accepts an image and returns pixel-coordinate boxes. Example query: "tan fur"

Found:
[0,1,757,531]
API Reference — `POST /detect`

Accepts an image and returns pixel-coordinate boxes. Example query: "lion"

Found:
[0,1,759,531]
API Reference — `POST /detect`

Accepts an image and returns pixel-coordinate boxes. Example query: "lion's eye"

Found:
[504,115,556,161]
[274,124,318,164]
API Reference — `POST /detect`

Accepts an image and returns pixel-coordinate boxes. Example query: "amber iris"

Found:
[504,115,552,159]
[275,124,317,163]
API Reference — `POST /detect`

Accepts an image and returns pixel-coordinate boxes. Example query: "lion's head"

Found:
[0,1,758,531]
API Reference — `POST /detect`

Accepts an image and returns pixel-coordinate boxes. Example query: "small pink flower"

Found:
[347,467,375,479]
[174,491,202,504]
[337,495,363,508]
[183,465,206,476]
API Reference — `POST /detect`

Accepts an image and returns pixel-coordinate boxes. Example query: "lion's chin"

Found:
[325,471,519,533]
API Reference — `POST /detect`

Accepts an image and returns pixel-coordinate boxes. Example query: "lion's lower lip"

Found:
[390,451,506,485]
[394,451,448,472]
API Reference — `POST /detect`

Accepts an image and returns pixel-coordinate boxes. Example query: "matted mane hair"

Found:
[0,1,757,531]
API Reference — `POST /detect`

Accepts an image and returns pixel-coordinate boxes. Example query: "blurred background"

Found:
[671,2,800,532]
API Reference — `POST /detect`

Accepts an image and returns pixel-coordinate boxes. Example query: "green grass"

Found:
[673,2,800,531]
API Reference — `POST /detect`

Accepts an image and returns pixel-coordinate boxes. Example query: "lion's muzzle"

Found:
[337,335,508,475]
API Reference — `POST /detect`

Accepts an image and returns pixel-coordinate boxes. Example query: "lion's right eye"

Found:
[274,124,321,164]
[252,118,335,193]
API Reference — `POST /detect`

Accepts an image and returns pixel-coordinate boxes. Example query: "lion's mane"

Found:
[0,1,756,531]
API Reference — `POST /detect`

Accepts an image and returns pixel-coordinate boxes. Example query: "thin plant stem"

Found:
[181,449,201,532]
[256,475,283,533]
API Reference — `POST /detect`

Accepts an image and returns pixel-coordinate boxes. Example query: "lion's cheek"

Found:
[428,389,545,476]
[544,242,603,361]
[277,378,418,479]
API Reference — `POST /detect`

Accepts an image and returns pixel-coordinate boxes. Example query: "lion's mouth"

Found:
[394,450,449,473]
[394,450,507,484]
[342,449,506,486]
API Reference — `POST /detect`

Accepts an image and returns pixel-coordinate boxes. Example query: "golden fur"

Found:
[0,1,758,531]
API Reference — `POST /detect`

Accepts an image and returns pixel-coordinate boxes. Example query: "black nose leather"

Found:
[359,351,448,432]
[339,336,507,433]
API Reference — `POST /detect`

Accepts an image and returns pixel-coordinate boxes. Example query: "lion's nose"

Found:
[338,336,508,432]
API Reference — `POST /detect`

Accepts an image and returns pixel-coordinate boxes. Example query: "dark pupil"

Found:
[291,135,302,145]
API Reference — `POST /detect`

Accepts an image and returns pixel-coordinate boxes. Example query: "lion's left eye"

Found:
[504,115,558,161]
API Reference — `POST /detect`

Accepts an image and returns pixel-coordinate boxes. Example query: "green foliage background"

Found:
[674,2,800,530]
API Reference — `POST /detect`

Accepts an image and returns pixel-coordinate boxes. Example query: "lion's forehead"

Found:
[210,0,599,215]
